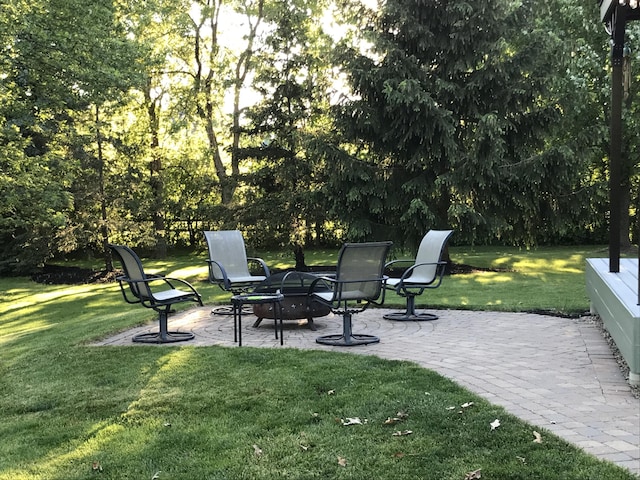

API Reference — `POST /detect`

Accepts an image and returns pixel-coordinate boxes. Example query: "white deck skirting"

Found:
[586,258,640,386]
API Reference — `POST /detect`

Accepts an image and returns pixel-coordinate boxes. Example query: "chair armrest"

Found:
[115,275,143,305]
[384,258,416,268]
[115,274,176,305]
[157,276,203,306]
[307,274,389,303]
[206,259,232,289]
[116,274,202,308]
[397,260,448,285]
[306,274,336,296]
[247,257,271,277]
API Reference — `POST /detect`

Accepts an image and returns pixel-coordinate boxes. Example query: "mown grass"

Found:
[193,244,607,314]
[0,245,637,479]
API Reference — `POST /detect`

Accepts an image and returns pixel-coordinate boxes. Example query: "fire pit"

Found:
[252,271,332,330]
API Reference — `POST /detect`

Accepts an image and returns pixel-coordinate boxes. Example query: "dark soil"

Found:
[31,264,122,285]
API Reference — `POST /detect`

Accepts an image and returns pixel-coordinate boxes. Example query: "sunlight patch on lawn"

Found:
[33,285,99,304]
[167,265,208,279]
[0,420,125,480]
[2,285,96,314]
[470,272,514,284]
[124,349,197,421]
[511,257,584,274]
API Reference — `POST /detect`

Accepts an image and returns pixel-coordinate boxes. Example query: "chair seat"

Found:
[227,275,267,284]
[153,288,200,303]
[386,277,431,288]
[313,289,369,303]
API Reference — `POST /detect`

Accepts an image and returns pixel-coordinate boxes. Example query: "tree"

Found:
[234,0,337,248]
[328,0,599,248]
[0,0,142,273]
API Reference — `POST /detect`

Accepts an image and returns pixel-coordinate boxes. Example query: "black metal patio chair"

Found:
[383,229,453,321]
[308,241,392,346]
[109,244,203,343]
[203,230,271,315]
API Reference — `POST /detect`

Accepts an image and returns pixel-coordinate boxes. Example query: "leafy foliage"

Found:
[328,0,609,248]
[0,0,636,269]
[234,0,338,248]
[0,0,144,273]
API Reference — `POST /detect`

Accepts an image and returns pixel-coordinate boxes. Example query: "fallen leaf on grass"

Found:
[300,443,310,451]
[328,389,336,395]
[151,472,161,480]
[393,452,405,458]
[464,468,482,479]
[392,430,413,436]
[446,406,456,410]
[253,444,263,456]
[341,417,364,426]
[461,402,474,408]
[91,461,103,472]
[532,431,543,443]
[384,412,408,425]
[516,455,527,464]
[338,456,347,467]
[490,419,501,431]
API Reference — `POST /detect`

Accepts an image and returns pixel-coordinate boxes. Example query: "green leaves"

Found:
[329,0,606,247]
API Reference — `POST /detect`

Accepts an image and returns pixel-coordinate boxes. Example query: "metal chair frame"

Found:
[309,241,392,346]
[109,244,203,343]
[383,230,453,321]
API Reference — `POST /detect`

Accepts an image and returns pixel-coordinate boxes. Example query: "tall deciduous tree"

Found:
[0,0,142,273]
[235,0,336,247]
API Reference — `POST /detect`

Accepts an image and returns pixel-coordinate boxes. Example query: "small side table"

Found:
[231,293,284,346]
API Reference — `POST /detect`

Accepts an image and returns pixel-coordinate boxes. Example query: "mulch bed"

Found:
[31,264,122,285]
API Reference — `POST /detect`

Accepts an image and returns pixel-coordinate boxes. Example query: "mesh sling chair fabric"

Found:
[203,230,271,315]
[383,229,453,321]
[309,241,393,346]
[109,244,203,343]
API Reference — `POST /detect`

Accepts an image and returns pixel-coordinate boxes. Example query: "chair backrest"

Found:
[334,241,393,301]
[203,230,251,280]
[108,244,153,301]
[408,230,454,283]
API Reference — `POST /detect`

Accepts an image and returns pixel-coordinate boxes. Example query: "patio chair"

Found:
[309,241,392,346]
[203,230,271,314]
[383,229,453,321]
[108,244,203,343]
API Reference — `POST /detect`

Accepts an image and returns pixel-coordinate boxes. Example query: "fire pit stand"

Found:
[252,271,332,330]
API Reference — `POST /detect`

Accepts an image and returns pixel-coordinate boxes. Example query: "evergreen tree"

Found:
[330,0,593,247]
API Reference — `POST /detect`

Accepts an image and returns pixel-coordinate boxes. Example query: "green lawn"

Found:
[267,244,607,315]
[0,245,636,479]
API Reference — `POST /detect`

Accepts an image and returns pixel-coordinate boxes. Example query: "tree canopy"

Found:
[0,0,636,273]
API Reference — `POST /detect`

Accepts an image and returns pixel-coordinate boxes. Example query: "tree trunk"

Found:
[146,79,166,258]
[95,105,113,271]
